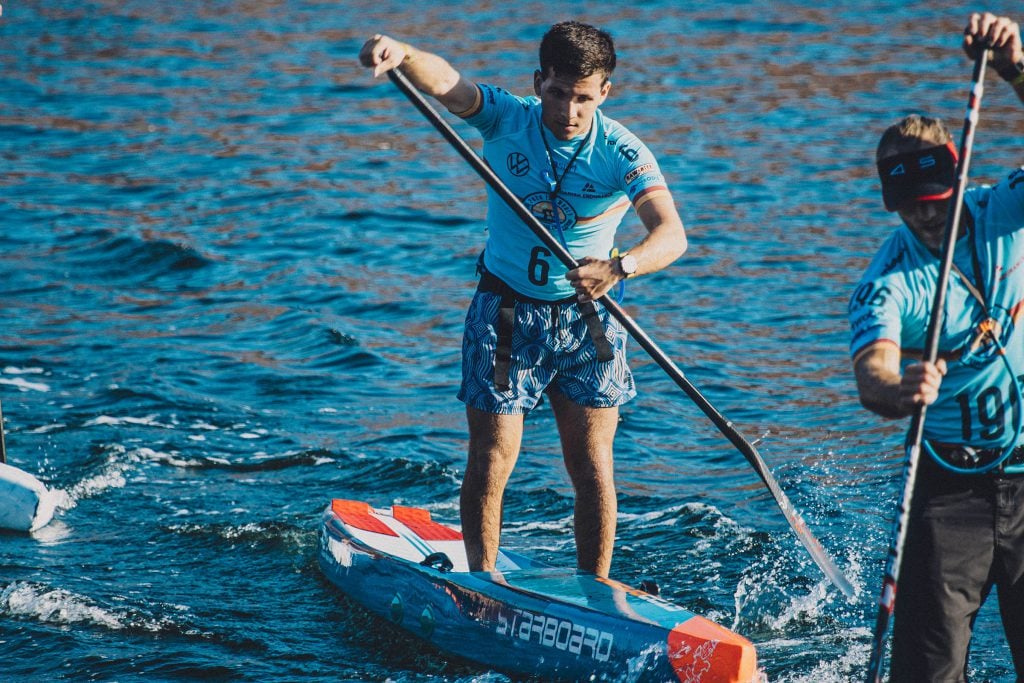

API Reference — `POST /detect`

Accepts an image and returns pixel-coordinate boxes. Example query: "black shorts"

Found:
[890,453,1024,682]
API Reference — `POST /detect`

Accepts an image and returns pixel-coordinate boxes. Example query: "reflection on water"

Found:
[3,0,1024,681]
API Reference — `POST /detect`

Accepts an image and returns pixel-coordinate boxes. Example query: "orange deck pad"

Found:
[392,505,463,541]
[331,499,398,537]
[667,615,758,683]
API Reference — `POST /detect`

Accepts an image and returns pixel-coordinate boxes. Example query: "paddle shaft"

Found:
[864,48,988,683]
[386,66,855,598]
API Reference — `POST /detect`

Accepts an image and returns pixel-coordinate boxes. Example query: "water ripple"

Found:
[3,0,1021,679]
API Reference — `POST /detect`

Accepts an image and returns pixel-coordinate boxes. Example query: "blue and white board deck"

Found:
[318,499,757,682]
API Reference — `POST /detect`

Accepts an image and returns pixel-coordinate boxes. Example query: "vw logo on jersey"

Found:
[507,152,530,177]
[523,191,576,229]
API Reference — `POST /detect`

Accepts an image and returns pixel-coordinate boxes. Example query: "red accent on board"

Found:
[331,499,398,536]
[392,505,463,541]
[667,615,757,683]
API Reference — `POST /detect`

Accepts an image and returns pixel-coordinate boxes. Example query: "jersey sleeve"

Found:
[848,272,906,362]
[462,84,530,140]
[613,133,669,209]
[979,167,1024,235]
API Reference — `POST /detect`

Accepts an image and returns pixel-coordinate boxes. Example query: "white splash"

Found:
[0,377,50,393]
[84,415,171,428]
[1,582,125,631]
[2,366,45,375]
[617,501,724,527]
[0,581,186,635]
[28,423,66,434]
[51,444,157,510]
[762,629,872,683]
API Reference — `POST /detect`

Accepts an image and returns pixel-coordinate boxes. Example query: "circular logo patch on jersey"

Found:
[959,304,1015,369]
[507,152,530,177]
[523,191,576,229]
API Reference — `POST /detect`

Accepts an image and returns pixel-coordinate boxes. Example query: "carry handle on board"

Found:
[420,552,454,573]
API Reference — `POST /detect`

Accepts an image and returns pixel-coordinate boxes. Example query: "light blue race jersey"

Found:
[464,84,670,300]
[849,168,1024,447]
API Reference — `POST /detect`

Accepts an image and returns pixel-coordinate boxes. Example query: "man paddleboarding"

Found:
[359,22,687,578]
[850,12,1024,681]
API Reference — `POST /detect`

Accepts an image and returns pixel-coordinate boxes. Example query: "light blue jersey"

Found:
[849,168,1024,447]
[464,84,670,300]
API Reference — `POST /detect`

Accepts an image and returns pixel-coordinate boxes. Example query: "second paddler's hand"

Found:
[898,359,947,414]
[566,256,621,303]
[963,12,1023,67]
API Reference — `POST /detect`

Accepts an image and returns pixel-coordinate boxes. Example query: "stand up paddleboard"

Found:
[0,462,55,532]
[318,499,757,682]
[0,400,55,533]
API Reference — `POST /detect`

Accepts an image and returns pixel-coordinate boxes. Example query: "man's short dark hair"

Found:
[876,114,953,162]
[539,21,616,82]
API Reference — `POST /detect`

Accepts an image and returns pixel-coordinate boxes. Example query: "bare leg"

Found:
[461,406,524,571]
[547,389,619,578]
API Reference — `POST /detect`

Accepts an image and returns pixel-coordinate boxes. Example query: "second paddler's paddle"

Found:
[385,66,855,599]
[864,48,989,682]
[0,398,7,465]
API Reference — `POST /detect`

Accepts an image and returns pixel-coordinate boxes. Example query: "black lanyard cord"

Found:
[540,123,591,228]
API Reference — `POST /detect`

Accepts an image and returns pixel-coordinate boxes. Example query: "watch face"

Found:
[621,254,638,275]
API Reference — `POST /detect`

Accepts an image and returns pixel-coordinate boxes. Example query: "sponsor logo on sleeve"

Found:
[1009,167,1024,190]
[880,248,907,276]
[849,311,879,336]
[624,163,655,184]
[849,282,892,313]
[632,174,662,187]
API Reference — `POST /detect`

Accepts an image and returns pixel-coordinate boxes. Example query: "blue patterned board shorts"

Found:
[457,290,636,414]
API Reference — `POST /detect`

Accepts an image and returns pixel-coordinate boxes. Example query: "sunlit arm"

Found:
[854,344,908,418]
[358,34,480,117]
[628,193,688,276]
[853,342,946,419]
[565,193,686,302]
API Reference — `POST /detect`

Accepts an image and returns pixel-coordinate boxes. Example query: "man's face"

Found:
[534,69,610,141]
[897,197,952,252]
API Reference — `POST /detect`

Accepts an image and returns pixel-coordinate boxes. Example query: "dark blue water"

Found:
[4,1,1024,680]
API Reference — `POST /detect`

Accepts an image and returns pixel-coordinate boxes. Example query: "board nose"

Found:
[667,615,758,683]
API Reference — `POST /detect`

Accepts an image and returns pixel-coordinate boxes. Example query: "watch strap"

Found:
[618,252,638,278]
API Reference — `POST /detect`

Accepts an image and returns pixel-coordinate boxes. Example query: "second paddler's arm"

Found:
[853,342,947,419]
[358,34,480,117]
